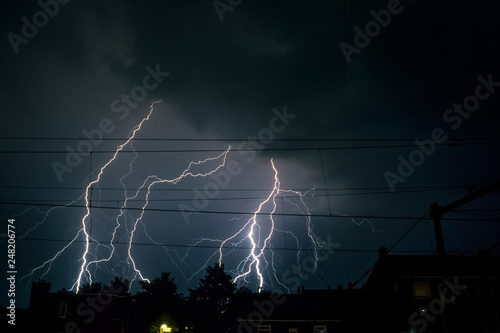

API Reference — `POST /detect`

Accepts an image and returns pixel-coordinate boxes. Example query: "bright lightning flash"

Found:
[21,101,231,293]
[19,106,373,296]
[216,158,324,293]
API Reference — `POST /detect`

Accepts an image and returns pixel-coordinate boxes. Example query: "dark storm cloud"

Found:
[4,0,499,138]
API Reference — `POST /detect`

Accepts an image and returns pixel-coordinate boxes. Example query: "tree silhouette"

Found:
[79,282,104,294]
[188,263,236,332]
[106,276,130,296]
[131,272,184,332]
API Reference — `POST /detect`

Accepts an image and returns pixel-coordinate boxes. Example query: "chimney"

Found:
[29,279,51,310]
[378,246,388,258]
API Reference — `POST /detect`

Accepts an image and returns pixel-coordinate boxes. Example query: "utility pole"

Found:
[429,179,500,256]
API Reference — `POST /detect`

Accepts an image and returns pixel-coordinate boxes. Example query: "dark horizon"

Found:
[1,0,500,311]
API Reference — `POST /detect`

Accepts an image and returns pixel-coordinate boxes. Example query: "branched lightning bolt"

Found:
[20,230,83,286]
[16,195,84,239]
[22,100,232,293]
[213,158,324,292]
[210,159,354,293]
[123,147,231,284]
[74,100,163,292]
[20,105,373,295]
[228,158,280,289]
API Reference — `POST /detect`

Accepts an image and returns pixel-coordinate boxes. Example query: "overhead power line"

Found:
[0,185,474,201]
[0,194,457,203]
[1,140,499,154]
[1,200,499,222]
[0,185,470,192]
[388,209,430,252]
[2,137,499,142]
[4,236,495,256]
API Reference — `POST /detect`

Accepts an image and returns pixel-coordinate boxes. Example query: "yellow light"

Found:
[160,324,172,332]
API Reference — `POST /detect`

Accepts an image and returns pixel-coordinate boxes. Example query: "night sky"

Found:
[1,0,500,308]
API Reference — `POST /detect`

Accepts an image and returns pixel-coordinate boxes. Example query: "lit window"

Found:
[258,325,271,333]
[481,310,500,331]
[59,303,67,318]
[314,325,327,333]
[412,282,431,299]
[477,284,494,306]
[289,329,298,333]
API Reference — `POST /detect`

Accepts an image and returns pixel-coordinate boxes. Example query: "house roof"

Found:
[366,251,500,288]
